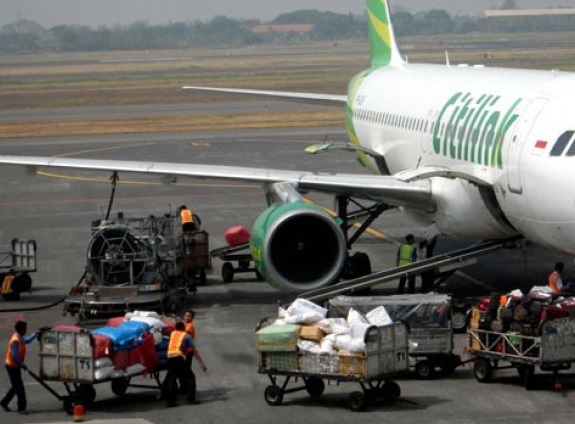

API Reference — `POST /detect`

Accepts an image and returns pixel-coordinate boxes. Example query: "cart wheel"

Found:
[348,391,366,412]
[76,383,96,406]
[111,377,130,396]
[264,384,283,406]
[382,380,401,401]
[473,359,493,383]
[415,360,435,379]
[222,262,234,283]
[305,377,325,398]
[451,311,468,333]
[63,398,75,415]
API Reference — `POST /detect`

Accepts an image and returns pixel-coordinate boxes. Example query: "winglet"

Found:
[367,0,404,68]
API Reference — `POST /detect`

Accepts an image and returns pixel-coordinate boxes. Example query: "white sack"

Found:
[366,306,393,326]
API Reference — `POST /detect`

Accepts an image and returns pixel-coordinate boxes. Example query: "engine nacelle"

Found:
[250,201,348,293]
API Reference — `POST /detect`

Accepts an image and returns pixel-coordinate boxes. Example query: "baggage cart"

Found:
[35,328,165,414]
[328,294,462,378]
[256,321,409,412]
[210,243,262,283]
[468,316,575,390]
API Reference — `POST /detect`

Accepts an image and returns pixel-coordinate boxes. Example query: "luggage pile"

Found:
[88,311,176,381]
[472,287,575,337]
[256,298,401,376]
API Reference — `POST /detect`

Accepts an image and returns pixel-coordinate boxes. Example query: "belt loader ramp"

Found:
[300,237,521,304]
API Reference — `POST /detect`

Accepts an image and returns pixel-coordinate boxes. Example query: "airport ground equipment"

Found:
[328,294,462,378]
[210,243,262,283]
[0,238,36,300]
[64,211,211,320]
[33,327,165,415]
[468,315,575,390]
[256,320,409,412]
[300,237,520,304]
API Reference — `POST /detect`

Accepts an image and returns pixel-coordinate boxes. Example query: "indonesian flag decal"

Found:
[532,140,547,156]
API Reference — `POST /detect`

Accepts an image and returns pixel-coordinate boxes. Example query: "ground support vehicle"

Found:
[64,211,211,319]
[35,327,165,414]
[210,243,261,283]
[468,316,575,390]
[327,294,462,378]
[257,322,409,412]
[0,238,36,300]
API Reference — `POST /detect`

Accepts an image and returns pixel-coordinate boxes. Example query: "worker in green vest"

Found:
[397,234,417,294]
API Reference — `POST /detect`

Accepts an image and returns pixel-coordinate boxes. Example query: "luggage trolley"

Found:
[256,321,409,412]
[328,294,463,379]
[35,328,165,414]
[468,315,575,390]
[210,243,262,283]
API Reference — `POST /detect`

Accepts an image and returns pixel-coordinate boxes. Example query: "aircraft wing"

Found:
[0,155,433,209]
[182,86,347,106]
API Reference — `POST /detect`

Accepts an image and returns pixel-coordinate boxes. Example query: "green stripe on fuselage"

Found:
[433,91,521,168]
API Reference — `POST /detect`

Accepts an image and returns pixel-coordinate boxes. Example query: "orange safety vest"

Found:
[5,332,25,368]
[548,271,561,294]
[167,330,187,359]
[180,209,194,224]
[185,322,195,340]
[1,274,14,295]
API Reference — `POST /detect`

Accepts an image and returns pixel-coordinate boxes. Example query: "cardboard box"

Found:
[299,326,326,343]
[338,351,365,377]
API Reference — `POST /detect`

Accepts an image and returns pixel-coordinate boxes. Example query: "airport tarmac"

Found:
[0,121,574,423]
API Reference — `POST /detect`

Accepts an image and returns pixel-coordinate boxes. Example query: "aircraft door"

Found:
[506,98,548,194]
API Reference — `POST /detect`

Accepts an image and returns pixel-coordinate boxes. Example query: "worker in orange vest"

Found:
[548,262,573,295]
[1,321,38,414]
[162,321,207,407]
[180,205,201,233]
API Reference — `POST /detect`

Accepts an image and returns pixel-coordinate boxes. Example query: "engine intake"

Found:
[251,201,347,293]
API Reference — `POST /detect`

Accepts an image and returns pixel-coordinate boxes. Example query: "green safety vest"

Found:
[398,244,415,266]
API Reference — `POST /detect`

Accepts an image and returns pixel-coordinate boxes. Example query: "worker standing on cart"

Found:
[180,205,201,233]
[397,234,417,294]
[163,322,207,407]
[1,320,38,414]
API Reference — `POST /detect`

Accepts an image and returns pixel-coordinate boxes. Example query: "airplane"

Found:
[1,0,575,294]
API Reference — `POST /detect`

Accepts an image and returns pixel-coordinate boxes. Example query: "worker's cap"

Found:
[405,234,415,242]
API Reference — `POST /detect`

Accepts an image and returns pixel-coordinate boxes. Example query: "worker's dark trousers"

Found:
[1,365,26,411]
[163,356,187,406]
[185,355,197,402]
[397,275,415,294]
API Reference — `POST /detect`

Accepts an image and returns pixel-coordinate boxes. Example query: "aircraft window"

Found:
[550,130,574,156]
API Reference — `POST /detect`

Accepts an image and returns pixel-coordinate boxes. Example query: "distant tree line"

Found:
[0,8,572,54]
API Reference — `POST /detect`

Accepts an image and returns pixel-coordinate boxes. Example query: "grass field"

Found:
[2,32,575,138]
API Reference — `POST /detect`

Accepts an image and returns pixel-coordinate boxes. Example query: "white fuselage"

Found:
[350,63,575,254]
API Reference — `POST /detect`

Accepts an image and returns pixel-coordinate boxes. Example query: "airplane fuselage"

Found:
[350,64,575,254]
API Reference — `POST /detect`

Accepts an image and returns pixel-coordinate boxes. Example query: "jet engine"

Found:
[250,201,348,293]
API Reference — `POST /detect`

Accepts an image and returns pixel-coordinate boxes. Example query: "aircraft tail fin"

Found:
[367,0,404,68]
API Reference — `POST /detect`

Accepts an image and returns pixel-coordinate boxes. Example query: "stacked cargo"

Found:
[471,287,575,339]
[255,298,408,378]
[39,311,176,384]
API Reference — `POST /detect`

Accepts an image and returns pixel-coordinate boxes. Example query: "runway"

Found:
[0,107,574,423]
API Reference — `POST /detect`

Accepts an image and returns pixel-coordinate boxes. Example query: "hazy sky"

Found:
[3,1,575,28]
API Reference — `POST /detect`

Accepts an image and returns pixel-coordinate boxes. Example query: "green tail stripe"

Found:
[367,0,392,68]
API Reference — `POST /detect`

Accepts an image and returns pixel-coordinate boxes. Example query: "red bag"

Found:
[106,316,125,327]
[477,297,490,311]
[139,334,160,371]
[92,334,112,359]
[224,225,250,247]
[111,350,130,370]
